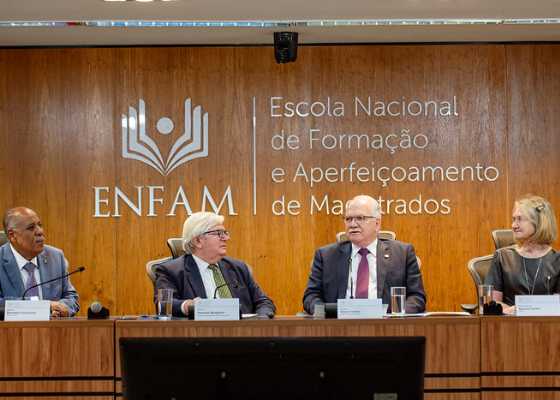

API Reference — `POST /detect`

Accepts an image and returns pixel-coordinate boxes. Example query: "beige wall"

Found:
[1,44,559,316]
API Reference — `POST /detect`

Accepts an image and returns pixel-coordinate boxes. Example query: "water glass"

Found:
[157,288,173,320]
[478,285,493,315]
[391,286,406,316]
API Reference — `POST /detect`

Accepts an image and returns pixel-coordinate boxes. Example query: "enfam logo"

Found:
[121,98,209,176]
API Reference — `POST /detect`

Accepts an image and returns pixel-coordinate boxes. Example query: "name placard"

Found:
[515,295,560,316]
[194,298,240,320]
[337,298,383,319]
[4,300,51,321]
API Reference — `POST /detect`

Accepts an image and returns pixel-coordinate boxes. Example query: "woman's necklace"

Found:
[522,256,543,295]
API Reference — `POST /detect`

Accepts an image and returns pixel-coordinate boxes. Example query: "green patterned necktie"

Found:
[208,264,232,298]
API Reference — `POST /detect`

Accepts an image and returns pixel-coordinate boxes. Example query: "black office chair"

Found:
[0,231,8,246]
[461,254,494,313]
[492,229,515,249]
[167,238,185,259]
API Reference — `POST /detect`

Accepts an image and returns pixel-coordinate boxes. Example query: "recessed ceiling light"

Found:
[2,19,560,27]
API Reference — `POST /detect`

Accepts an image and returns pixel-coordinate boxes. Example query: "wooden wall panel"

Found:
[0,44,558,316]
[506,45,560,227]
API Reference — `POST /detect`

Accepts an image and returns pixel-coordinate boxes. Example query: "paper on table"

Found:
[401,311,473,318]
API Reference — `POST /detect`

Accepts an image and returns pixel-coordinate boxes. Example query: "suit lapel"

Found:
[336,242,352,299]
[185,256,208,298]
[2,246,26,296]
[376,240,390,298]
[36,252,51,299]
[217,260,238,297]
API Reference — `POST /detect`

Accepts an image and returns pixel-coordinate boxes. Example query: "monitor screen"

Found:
[119,336,425,400]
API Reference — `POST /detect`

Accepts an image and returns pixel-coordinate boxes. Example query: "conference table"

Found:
[0,317,114,399]
[2,315,560,399]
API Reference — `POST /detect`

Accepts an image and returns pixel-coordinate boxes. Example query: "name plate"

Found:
[515,295,560,316]
[5,300,51,321]
[194,298,240,320]
[337,298,383,319]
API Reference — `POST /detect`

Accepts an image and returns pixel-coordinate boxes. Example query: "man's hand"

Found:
[50,301,70,318]
[183,297,201,315]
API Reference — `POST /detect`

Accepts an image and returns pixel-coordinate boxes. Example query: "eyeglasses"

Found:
[342,216,375,224]
[512,216,529,224]
[203,229,230,239]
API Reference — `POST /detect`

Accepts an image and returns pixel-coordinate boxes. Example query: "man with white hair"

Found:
[303,195,426,315]
[155,212,275,317]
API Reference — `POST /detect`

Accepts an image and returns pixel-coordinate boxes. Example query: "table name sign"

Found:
[515,295,560,316]
[4,300,51,321]
[337,298,383,319]
[194,298,240,320]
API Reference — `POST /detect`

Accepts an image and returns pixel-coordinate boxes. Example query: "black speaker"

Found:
[274,32,298,64]
[88,302,110,319]
[483,300,503,316]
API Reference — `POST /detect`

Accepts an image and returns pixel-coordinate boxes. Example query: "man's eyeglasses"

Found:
[342,216,375,224]
[203,229,230,239]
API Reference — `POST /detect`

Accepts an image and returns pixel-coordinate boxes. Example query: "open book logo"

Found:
[121,99,209,176]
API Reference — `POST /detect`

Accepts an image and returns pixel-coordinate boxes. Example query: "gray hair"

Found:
[348,195,382,218]
[2,207,32,232]
[181,212,225,255]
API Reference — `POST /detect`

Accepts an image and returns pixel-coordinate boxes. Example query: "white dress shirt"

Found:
[10,244,43,299]
[345,239,378,299]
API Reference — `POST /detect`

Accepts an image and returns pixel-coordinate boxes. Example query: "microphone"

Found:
[348,258,354,299]
[88,301,109,319]
[22,266,85,300]
[213,282,238,299]
[548,275,551,295]
[267,311,275,319]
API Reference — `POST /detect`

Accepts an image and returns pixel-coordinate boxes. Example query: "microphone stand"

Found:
[213,282,239,299]
[22,267,85,300]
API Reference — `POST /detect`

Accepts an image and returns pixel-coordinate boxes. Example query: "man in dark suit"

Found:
[155,212,275,317]
[0,207,80,317]
[303,195,426,315]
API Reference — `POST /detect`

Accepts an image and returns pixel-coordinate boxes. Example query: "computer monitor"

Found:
[119,336,425,399]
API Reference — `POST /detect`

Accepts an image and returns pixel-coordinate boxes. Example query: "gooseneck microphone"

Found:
[348,258,354,299]
[22,266,85,300]
[213,282,239,299]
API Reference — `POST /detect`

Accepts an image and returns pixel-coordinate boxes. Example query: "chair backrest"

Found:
[167,238,185,259]
[0,231,8,246]
[336,230,396,242]
[467,254,494,291]
[492,230,515,249]
[146,257,172,285]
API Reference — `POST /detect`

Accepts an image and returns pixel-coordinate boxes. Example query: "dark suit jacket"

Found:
[154,254,276,317]
[302,239,426,314]
[0,243,80,316]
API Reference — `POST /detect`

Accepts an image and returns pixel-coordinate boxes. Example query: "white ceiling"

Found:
[1,0,560,47]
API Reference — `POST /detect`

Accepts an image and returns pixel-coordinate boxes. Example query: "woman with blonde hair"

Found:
[485,195,560,314]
